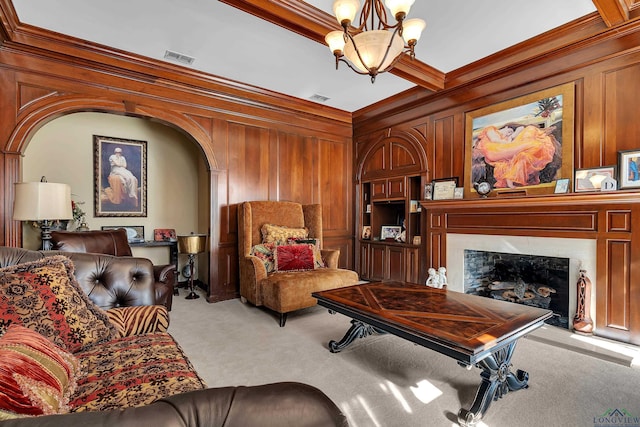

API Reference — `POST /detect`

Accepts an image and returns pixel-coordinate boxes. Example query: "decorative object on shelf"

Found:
[325,0,425,83]
[573,269,593,334]
[424,183,432,200]
[473,181,492,198]
[465,83,574,197]
[395,219,406,243]
[13,177,73,250]
[617,149,640,189]
[362,225,371,240]
[554,178,570,193]
[574,166,617,192]
[600,176,617,191]
[412,236,421,245]
[94,135,147,217]
[409,200,420,212]
[154,228,177,242]
[365,203,371,213]
[101,225,144,243]
[453,187,464,199]
[432,177,458,200]
[425,267,447,289]
[380,225,402,240]
[177,233,207,300]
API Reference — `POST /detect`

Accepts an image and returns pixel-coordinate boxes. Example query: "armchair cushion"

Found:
[0,324,81,419]
[249,243,276,273]
[274,244,316,272]
[261,223,308,245]
[0,256,119,353]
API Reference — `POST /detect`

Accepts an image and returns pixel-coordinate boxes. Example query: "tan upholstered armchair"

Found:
[238,201,358,326]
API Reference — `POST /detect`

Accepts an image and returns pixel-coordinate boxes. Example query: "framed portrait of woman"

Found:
[94,135,147,217]
[464,83,574,196]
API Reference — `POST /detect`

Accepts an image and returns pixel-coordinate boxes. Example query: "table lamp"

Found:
[13,177,73,250]
[177,233,207,300]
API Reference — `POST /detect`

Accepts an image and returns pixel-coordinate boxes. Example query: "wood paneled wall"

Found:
[0,9,354,302]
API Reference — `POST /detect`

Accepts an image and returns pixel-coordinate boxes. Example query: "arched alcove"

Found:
[5,96,217,287]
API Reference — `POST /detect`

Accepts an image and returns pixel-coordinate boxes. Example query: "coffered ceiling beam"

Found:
[592,0,630,26]
[220,0,445,92]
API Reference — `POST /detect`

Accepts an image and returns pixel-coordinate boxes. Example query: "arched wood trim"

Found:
[3,94,218,249]
[6,95,218,169]
[356,129,428,183]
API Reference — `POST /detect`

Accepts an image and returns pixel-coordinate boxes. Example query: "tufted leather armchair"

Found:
[0,246,159,310]
[50,229,175,310]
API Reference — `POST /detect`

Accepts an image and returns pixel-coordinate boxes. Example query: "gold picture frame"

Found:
[464,83,575,196]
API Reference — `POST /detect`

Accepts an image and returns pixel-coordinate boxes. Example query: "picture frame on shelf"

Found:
[154,228,177,242]
[94,135,147,217]
[464,82,574,196]
[554,178,570,193]
[618,149,640,189]
[575,166,617,192]
[453,187,464,199]
[362,225,372,240]
[101,225,144,243]
[431,177,458,200]
[424,183,433,200]
[380,225,402,240]
[410,200,420,212]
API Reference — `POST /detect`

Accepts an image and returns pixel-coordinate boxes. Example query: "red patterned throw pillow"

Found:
[0,324,81,419]
[0,256,119,353]
[275,244,316,272]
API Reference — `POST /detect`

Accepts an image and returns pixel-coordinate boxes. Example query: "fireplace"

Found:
[463,250,570,328]
[445,233,597,328]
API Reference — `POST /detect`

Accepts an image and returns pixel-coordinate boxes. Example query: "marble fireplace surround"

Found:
[446,233,596,324]
[422,192,640,347]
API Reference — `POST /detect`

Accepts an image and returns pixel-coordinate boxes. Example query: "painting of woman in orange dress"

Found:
[474,124,559,188]
[471,95,564,190]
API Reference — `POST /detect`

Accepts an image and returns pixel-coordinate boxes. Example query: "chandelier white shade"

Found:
[344,30,404,73]
[326,0,425,82]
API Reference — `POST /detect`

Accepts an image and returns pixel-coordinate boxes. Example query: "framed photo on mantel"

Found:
[431,178,458,200]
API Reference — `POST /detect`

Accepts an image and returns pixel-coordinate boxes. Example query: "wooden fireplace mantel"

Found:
[420,191,640,345]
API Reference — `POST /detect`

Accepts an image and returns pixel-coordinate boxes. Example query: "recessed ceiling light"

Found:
[164,50,196,65]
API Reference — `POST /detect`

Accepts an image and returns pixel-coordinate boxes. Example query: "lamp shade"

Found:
[13,182,73,221]
[402,18,425,43]
[384,0,415,19]
[333,0,360,25]
[177,234,207,254]
[343,30,404,73]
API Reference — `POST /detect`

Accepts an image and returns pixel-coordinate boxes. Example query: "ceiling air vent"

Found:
[164,50,196,65]
[309,94,330,103]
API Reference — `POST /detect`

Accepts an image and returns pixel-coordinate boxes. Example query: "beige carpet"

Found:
[168,288,640,427]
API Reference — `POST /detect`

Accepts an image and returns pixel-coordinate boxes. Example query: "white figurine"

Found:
[437,267,447,288]
[426,268,440,288]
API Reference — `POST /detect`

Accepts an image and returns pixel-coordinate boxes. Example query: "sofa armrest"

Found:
[321,249,340,269]
[239,255,268,306]
[0,382,348,427]
[106,305,169,336]
[153,264,176,311]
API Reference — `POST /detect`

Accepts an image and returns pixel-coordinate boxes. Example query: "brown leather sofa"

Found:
[0,382,349,427]
[0,246,163,310]
[50,229,175,310]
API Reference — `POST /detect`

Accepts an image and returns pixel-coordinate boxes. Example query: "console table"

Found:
[130,240,178,275]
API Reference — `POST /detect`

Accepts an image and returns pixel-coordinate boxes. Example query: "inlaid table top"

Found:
[313,281,553,364]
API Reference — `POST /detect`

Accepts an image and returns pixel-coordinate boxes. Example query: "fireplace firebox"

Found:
[464,250,570,328]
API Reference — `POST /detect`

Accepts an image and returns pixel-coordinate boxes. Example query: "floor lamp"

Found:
[177,233,207,300]
[13,178,73,250]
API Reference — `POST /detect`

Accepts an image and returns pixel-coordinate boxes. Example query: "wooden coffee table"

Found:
[312,281,553,426]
